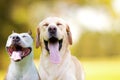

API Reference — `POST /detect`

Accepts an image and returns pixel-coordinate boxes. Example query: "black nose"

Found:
[12,36,20,42]
[48,26,57,34]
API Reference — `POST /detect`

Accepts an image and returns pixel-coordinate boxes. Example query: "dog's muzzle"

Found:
[6,36,32,62]
[44,26,63,64]
[45,26,63,51]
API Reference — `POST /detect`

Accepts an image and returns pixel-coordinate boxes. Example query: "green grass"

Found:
[82,58,120,80]
[1,58,120,80]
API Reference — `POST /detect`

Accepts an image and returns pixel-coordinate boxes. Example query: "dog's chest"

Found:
[45,63,59,74]
[7,62,39,80]
[40,61,70,80]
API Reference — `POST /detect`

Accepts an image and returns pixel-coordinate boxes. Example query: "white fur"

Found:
[5,33,40,80]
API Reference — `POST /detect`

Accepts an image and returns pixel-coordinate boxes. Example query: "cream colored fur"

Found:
[37,17,84,80]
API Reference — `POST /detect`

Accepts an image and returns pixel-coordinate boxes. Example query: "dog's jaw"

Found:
[44,37,63,52]
[6,44,32,62]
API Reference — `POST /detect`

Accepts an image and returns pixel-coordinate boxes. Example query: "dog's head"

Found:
[36,17,72,64]
[6,31,33,62]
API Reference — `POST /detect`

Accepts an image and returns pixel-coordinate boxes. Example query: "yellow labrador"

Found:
[36,17,84,80]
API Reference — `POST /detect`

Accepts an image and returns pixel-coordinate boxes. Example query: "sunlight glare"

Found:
[112,0,120,14]
[77,7,112,31]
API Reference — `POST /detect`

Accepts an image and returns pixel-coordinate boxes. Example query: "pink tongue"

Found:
[48,42,61,64]
[11,51,22,61]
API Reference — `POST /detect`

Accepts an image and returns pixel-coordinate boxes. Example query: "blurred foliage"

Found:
[0,0,115,51]
[0,0,29,50]
[71,31,120,58]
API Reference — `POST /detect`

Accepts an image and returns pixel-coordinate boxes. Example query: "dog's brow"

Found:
[43,23,49,26]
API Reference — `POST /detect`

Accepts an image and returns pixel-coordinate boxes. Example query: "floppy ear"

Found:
[36,27,41,48]
[28,30,32,35]
[66,25,72,45]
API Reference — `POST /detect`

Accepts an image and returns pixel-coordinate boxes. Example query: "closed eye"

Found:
[22,35,27,38]
[57,22,62,26]
[43,23,49,27]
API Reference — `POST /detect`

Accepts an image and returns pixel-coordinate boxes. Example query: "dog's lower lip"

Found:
[14,59,21,62]
[44,40,49,51]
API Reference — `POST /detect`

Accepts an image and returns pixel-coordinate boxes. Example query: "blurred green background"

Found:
[0,0,120,80]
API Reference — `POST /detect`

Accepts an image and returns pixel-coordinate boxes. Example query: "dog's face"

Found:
[6,31,33,62]
[36,17,72,64]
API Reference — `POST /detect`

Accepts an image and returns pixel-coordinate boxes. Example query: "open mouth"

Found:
[44,37,63,52]
[44,37,63,64]
[6,44,32,62]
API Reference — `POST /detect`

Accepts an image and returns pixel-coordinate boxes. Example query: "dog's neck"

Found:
[10,53,33,70]
[40,48,71,79]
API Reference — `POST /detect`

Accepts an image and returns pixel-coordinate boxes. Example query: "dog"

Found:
[36,17,84,80]
[5,31,40,80]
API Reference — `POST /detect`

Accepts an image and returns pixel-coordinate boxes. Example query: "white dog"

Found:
[36,17,84,80]
[5,31,40,80]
